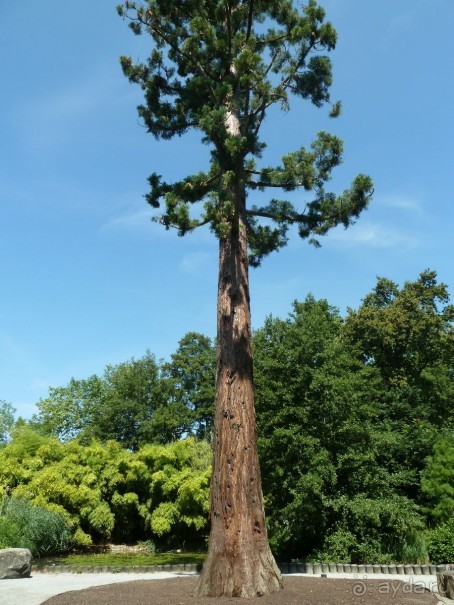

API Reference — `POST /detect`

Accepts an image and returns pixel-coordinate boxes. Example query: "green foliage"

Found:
[0,496,72,556]
[0,430,211,549]
[421,436,454,523]
[161,332,216,439]
[345,270,454,428]
[7,270,452,561]
[344,269,454,504]
[0,516,23,550]
[315,496,426,564]
[253,274,453,561]
[136,539,156,553]
[118,0,373,264]
[31,375,107,442]
[137,438,211,548]
[427,519,454,564]
[32,344,214,449]
[96,352,168,447]
[254,296,396,559]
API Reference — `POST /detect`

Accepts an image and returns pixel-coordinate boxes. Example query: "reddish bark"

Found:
[194,200,282,597]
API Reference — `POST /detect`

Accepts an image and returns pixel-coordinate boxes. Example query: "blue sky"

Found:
[1,1,453,419]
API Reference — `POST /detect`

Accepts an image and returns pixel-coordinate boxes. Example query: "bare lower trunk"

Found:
[194,206,283,597]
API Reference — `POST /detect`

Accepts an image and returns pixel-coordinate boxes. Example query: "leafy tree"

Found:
[253,296,425,563]
[91,352,169,448]
[137,438,211,549]
[345,270,454,413]
[33,352,184,450]
[0,400,16,445]
[33,375,107,442]
[118,0,372,596]
[314,495,426,564]
[253,297,342,557]
[344,270,454,499]
[161,332,216,438]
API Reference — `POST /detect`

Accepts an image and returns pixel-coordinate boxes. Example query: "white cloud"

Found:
[327,221,418,249]
[179,252,215,274]
[388,0,426,33]
[379,194,423,214]
[14,66,134,151]
[103,206,155,231]
[381,0,426,51]
[102,206,218,256]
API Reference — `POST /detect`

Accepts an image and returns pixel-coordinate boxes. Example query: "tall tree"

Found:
[118,0,373,596]
[344,270,454,498]
[161,332,216,439]
[253,297,426,564]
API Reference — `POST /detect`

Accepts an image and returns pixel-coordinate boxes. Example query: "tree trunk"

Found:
[194,195,283,597]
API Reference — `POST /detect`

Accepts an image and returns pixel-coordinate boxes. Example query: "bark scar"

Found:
[226,371,237,385]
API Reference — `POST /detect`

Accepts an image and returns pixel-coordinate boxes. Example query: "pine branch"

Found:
[247,208,298,223]
[155,216,211,231]
[129,9,219,91]
[246,179,297,189]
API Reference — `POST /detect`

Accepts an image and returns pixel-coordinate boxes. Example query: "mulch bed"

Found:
[42,576,440,605]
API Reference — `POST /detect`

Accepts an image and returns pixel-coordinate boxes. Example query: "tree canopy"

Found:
[117,0,373,262]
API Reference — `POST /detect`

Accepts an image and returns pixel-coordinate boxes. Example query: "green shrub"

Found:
[400,539,429,565]
[428,519,454,564]
[0,497,72,556]
[0,516,30,550]
[312,529,356,564]
[311,495,427,564]
[0,431,211,549]
[421,437,454,524]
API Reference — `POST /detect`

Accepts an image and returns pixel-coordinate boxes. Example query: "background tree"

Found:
[161,332,216,439]
[118,0,372,595]
[422,434,454,565]
[253,296,426,564]
[344,270,454,501]
[33,375,107,442]
[33,352,190,449]
[94,352,193,447]
[3,271,452,562]
[0,400,16,445]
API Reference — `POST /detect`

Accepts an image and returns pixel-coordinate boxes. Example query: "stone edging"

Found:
[32,562,452,576]
[32,563,201,574]
[279,562,450,575]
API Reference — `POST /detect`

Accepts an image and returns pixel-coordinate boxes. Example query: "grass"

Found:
[34,551,206,569]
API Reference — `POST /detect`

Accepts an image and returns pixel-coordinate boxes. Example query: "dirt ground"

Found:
[42,576,440,605]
